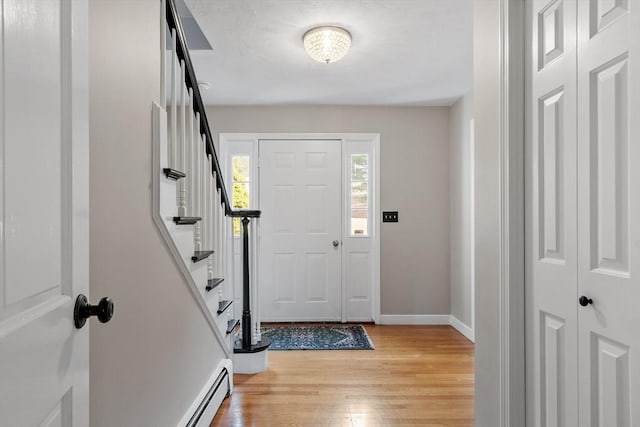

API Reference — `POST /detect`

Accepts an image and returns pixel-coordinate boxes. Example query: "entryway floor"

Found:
[211,325,474,426]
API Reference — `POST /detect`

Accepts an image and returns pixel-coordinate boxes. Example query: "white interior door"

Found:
[259,140,342,321]
[526,1,579,425]
[0,0,90,425]
[576,2,639,426]
[526,1,639,426]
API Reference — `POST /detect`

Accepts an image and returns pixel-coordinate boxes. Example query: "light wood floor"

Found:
[211,325,474,427]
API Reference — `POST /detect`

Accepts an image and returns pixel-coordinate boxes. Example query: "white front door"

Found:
[0,0,90,425]
[526,1,639,425]
[259,140,342,321]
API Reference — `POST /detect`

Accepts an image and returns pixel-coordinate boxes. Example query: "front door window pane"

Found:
[350,154,369,236]
[232,155,250,236]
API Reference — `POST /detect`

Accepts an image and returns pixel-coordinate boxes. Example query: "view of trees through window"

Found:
[232,155,250,236]
[351,154,368,235]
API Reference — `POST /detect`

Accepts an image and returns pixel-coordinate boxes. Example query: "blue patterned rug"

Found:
[260,324,375,350]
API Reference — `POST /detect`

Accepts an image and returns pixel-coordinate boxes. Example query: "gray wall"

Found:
[207,106,451,316]
[473,0,502,425]
[90,1,224,425]
[449,91,474,328]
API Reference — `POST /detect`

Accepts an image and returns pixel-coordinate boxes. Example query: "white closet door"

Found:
[526,1,579,426]
[576,2,639,426]
[528,0,640,425]
[0,0,90,425]
[259,140,342,321]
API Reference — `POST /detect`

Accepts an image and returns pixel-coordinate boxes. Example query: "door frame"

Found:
[496,0,526,425]
[220,133,381,324]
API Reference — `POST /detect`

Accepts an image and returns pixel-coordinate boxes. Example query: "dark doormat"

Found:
[260,323,375,350]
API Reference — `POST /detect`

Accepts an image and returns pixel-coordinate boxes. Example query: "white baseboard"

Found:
[379,314,451,325]
[379,314,475,343]
[177,359,233,427]
[449,315,475,343]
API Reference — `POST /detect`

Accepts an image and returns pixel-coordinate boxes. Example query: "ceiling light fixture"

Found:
[303,26,352,64]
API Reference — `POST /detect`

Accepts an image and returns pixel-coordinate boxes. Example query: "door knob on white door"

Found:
[578,296,593,307]
[74,294,114,328]
[332,240,340,247]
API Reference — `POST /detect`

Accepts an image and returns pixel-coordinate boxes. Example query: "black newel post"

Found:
[241,217,252,349]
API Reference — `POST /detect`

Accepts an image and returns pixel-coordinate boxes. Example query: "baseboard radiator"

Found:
[185,368,230,427]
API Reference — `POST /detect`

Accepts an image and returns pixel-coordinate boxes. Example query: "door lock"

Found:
[332,240,340,247]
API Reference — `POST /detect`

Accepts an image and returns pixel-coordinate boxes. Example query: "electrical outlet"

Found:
[382,211,398,223]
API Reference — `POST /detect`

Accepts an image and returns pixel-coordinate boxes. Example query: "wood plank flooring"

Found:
[211,325,474,426]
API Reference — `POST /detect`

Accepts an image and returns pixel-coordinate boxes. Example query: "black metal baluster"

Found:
[241,217,252,349]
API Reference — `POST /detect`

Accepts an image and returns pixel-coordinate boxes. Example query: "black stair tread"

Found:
[205,278,224,292]
[226,319,240,335]
[163,168,186,180]
[191,250,214,263]
[173,216,201,225]
[234,337,271,354]
[217,300,233,315]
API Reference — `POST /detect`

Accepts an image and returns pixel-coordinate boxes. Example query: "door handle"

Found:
[578,296,593,307]
[332,240,340,247]
[74,294,114,329]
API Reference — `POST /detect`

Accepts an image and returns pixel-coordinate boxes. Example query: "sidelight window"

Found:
[350,154,369,236]
[232,155,250,236]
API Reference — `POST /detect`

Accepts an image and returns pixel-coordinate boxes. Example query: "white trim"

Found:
[176,359,233,427]
[469,117,476,341]
[379,314,476,342]
[379,314,451,325]
[498,0,526,426]
[159,0,166,109]
[450,315,475,342]
[373,135,381,324]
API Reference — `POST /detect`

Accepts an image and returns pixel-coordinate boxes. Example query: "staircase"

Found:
[151,1,270,424]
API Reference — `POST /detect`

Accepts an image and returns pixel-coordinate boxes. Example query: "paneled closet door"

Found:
[576,2,639,426]
[526,1,579,426]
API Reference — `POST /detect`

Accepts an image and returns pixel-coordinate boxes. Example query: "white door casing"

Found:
[259,139,342,322]
[576,2,638,426]
[0,0,90,425]
[526,1,639,426]
[220,133,380,324]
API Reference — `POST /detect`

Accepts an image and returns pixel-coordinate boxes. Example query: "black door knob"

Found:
[74,294,114,329]
[579,296,593,307]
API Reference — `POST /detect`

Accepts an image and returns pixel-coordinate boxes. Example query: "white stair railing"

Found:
[160,0,267,360]
[177,60,187,217]
[168,29,177,171]
[184,88,192,217]
[193,121,202,251]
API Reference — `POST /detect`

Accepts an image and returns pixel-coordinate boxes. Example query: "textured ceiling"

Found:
[184,0,473,106]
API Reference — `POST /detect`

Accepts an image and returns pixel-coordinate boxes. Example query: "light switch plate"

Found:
[382,211,398,223]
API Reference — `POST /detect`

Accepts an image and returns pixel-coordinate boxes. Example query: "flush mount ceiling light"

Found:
[303,26,352,64]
